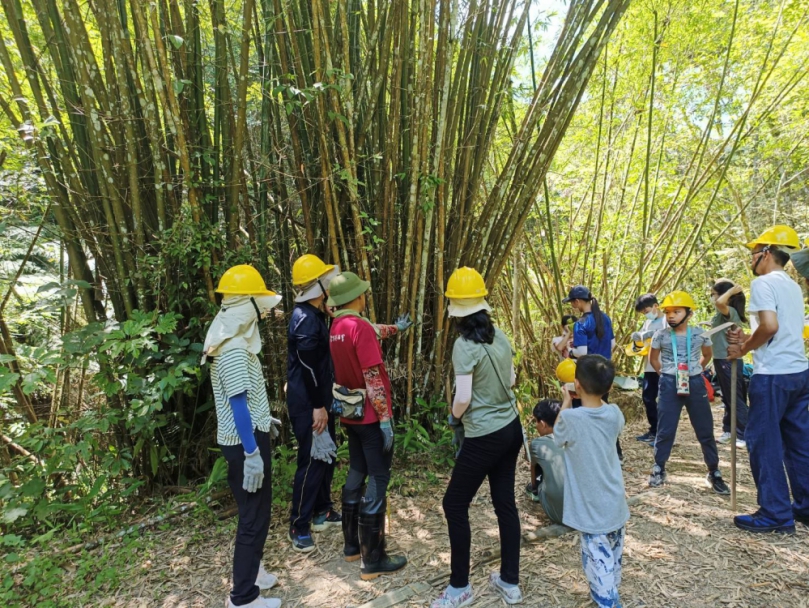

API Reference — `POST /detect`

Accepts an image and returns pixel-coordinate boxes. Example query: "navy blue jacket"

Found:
[287,302,333,416]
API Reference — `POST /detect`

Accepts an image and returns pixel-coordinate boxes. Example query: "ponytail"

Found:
[590,298,606,340]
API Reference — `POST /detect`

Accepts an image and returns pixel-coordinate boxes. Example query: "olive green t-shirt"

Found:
[452,328,517,438]
[711,307,743,360]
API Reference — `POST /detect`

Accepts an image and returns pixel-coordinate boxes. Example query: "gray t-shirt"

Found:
[530,435,565,524]
[553,404,629,534]
[452,328,517,438]
[651,326,712,376]
[710,307,742,360]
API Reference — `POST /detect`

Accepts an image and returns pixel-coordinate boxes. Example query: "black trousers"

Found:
[642,371,660,434]
[344,422,392,509]
[290,409,337,530]
[220,430,273,606]
[443,417,523,588]
[714,359,749,438]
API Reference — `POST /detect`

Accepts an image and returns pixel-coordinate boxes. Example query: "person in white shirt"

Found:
[727,226,809,535]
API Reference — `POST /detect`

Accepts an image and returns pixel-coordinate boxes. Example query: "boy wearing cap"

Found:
[648,291,729,495]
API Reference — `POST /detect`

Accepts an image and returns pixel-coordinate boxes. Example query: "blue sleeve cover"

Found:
[229,391,257,453]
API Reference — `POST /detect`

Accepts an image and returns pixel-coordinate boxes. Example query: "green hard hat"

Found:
[327,271,370,307]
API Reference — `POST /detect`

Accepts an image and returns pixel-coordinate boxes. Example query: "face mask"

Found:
[645,311,657,321]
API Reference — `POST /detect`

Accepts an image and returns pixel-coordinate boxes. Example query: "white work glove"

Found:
[631,331,642,342]
[242,448,265,493]
[270,416,282,440]
[311,430,338,464]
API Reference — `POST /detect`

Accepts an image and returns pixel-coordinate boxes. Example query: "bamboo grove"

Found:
[0,0,630,446]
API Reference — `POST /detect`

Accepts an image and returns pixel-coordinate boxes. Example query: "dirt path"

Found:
[103,407,809,608]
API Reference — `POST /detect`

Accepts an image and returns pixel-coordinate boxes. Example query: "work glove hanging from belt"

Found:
[447,414,465,457]
[270,416,282,440]
[311,429,338,464]
[242,448,265,493]
[379,420,395,453]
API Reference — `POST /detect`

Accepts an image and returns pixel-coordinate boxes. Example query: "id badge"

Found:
[676,362,690,396]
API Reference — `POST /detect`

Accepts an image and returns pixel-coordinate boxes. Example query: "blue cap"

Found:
[563,285,592,303]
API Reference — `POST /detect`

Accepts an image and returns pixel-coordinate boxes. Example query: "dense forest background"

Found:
[1,0,808,538]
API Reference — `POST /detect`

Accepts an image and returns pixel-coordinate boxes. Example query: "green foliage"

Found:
[395,397,456,468]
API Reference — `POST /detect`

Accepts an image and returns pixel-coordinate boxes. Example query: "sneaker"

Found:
[312,509,342,532]
[649,464,666,487]
[256,564,278,590]
[718,432,731,444]
[734,512,795,534]
[635,432,655,445]
[735,439,746,449]
[288,527,315,552]
[488,573,523,605]
[227,596,282,608]
[707,470,730,495]
[430,584,474,608]
[524,483,540,503]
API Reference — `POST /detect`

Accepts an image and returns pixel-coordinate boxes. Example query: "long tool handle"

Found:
[729,333,738,512]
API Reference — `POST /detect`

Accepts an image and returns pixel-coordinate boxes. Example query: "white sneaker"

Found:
[718,432,731,444]
[256,564,278,590]
[489,573,523,605]
[736,439,746,449]
[226,596,282,608]
[430,584,474,608]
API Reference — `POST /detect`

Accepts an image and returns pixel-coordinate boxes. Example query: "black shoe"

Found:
[289,526,315,552]
[312,508,342,532]
[636,432,655,446]
[358,506,407,580]
[524,483,540,503]
[707,470,730,495]
[342,501,361,562]
[649,464,666,487]
[794,512,809,527]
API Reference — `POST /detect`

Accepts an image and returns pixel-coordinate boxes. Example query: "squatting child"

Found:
[648,291,729,494]
[525,399,565,525]
[554,355,629,608]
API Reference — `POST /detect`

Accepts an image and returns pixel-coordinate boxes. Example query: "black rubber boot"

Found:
[342,501,361,562]
[358,500,407,580]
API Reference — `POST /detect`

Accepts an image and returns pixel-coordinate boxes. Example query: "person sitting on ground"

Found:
[631,293,666,446]
[709,279,749,449]
[525,399,565,525]
[554,355,629,608]
[648,291,730,495]
[551,315,578,360]
[431,267,524,608]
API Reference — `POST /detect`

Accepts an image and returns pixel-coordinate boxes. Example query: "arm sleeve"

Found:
[452,374,474,418]
[229,391,257,453]
[748,279,776,313]
[297,348,326,408]
[374,324,399,340]
[363,365,390,421]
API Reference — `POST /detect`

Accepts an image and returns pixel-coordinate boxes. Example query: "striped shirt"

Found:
[210,349,272,446]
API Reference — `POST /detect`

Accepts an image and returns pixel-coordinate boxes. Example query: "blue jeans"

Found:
[746,370,809,522]
[581,527,624,608]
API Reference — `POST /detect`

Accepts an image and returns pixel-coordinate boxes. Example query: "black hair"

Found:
[770,247,790,267]
[533,399,561,427]
[561,314,577,329]
[634,293,658,312]
[574,354,615,397]
[590,297,607,340]
[456,310,495,345]
[712,280,748,323]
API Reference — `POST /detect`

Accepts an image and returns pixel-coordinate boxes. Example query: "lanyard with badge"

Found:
[671,327,691,396]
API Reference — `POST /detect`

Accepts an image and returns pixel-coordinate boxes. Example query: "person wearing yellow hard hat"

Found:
[432,267,524,607]
[648,290,730,496]
[202,264,282,608]
[326,271,411,580]
[286,254,341,553]
[709,280,749,449]
[631,294,666,446]
[726,225,809,534]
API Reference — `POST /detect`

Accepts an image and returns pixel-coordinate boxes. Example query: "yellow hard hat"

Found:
[292,254,335,286]
[660,290,697,310]
[746,225,800,252]
[556,359,576,384]
[624,340,650,357]
[216,264,277,296]
[445,267,488,299]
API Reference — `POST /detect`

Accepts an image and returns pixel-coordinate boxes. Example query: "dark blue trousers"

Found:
[746,370,809,522]
[290,409,336,531]
[642,371,660,434]
[654,375,719,471]
[714,359,748,438]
